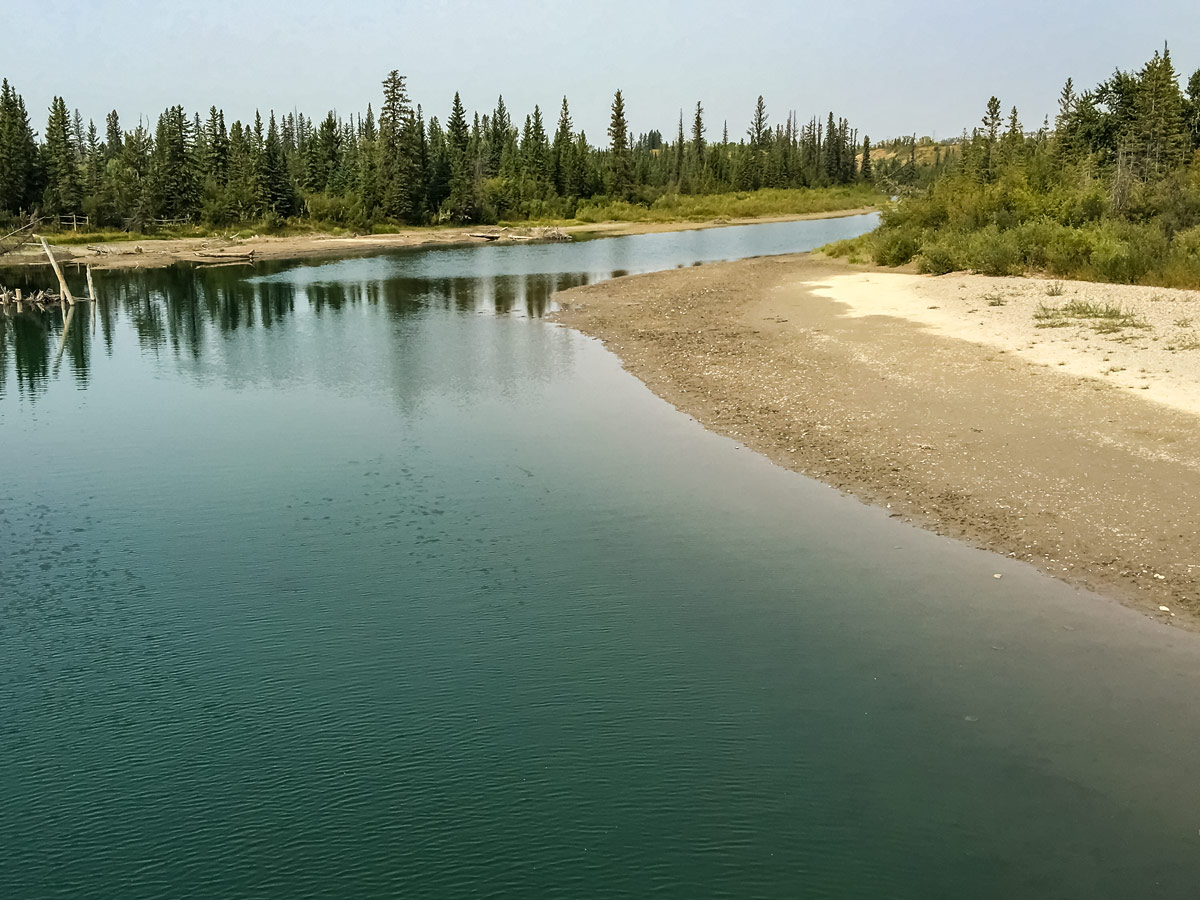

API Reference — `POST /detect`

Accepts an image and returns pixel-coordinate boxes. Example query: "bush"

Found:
[872,226,921,266]
[1085,222,1167,284]
[916,232,965,274]
[965,226,1022,276]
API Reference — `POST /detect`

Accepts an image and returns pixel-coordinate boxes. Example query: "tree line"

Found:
[844,46,1200,287]
[0,72,873,231]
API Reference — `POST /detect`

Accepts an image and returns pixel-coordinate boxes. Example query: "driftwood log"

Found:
[39,237,76,304]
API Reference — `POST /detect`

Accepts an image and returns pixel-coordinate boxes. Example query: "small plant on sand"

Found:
[1033,302,1070,327]
[984,292,1006,307]
[1045,281,1065,297]
[1034,299,1148,332]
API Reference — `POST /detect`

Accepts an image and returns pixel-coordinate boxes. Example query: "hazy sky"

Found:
[5,0,1198,144]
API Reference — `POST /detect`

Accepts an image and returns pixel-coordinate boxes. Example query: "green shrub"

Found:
[965,226,1022,276]
[872,226,921,266]
[916,232,964,274]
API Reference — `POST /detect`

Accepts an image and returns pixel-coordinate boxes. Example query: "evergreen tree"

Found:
[489,95,510,175]
[261,111,295,217]
[104,110,123,159]
[42,96,81,215]
[981,96,1002,180]
[525,104,549,187]
[607,89,631,198]
[551,96,574,196]
[1187,69,1200,150]
[1002,106,1023,165]
[146,105,198,219]
[860,135,872,182]
[378,70,423,222]
[673,110,685,184]
[748,95,769,148]
[1133,46,1188,177]
[822,111,839,185]
[447,92,469,154]
[0,79,40,213]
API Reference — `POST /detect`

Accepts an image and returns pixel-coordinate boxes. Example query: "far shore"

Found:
[0,207,878,272]
[550,253,1200,628]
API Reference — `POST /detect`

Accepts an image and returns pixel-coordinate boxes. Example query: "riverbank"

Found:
[550,254,1200,626]
[0,208,878,272]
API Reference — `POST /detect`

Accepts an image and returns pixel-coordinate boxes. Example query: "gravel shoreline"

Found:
[551,254,1200,627]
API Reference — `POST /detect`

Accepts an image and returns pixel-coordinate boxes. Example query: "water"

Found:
[3,215,1200,899]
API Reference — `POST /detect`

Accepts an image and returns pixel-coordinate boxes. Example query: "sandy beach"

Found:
[551,254,1200,625]
[0,208,877,272]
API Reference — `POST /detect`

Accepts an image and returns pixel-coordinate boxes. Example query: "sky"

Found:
[4,0,1198,145]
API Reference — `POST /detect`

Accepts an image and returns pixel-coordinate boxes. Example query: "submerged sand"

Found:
[551,255,1200,626]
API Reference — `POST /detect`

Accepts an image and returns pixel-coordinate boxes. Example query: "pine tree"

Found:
[981,96,1003,180]
[607,89,631,198]
[203,106,229,183]
[860,135,872,182]
[673,110,685,184]
[378,70,424,222]
[691,101,705,166]
[1002,106,1023,165]
[447,92,469,155]
[551,96,573,196]
[425,114,450,214]
[489,95,510,175]
[358,104,379,220]
[82,119,104,221]
[261,111,295,217]
[42,96,81,215]
[822,112,839,185]
[444,94,474,221]
[104,110,123,159]
[1187,69,1200,150]
[748,96,769,147]
[145,105,198,220]
[1133,45,1188,177]
[526,104,549,186]
[0,79,40,213]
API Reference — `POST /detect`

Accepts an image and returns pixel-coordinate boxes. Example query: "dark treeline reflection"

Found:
[0,259,596,401]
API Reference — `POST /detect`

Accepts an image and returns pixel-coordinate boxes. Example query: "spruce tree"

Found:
[447,92,469,155]
[42,96,81,215]
[1187,69,1200,150]
[489,95,510,175]
[1133,46,1187,177]
[607,89,631,198]
[860,136,872,182]
[673,110,685,184]
[551,96,573,196]
[0,79,40,213]
[261,111,295,217]
[104,110,123,159]
[526,104,549,187]
[748,96,769,148]
[981,97,1002,180]
[378,70,424,222]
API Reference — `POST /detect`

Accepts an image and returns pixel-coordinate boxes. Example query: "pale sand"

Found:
[808,272,1200,417]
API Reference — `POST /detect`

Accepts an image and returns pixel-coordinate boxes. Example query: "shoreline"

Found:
[550,254,1200,628]
[0,207,878,272]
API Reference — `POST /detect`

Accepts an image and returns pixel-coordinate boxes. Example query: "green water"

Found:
[3,217,1200,899]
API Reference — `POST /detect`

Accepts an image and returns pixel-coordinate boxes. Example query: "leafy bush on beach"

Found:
[826,47,1200,288]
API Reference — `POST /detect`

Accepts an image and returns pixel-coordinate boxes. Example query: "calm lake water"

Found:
[3,215,1200,899]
